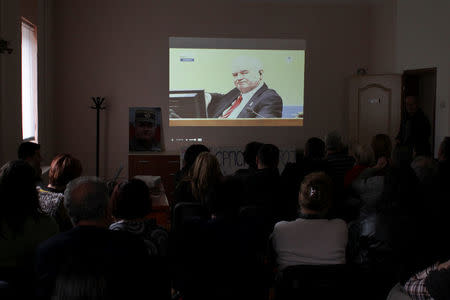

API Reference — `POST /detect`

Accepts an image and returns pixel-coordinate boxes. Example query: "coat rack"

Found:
[90,97,106,177]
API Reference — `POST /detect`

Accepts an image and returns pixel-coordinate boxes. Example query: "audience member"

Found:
[377,145,421,287]
[344,144,375,188]
[35,176,170,299]
[234,141,263,178]
[109,178,168,256]
[173,176,266,300]
[174,152,223,210]
[371,133,393,163]
[17,141,43,186]
[281,137,328,221]
[325,131,355,180]
[243,144,290,227]
[0,160,59,297]
[403,259,450,300]
[271,172,347,271]
[38,154,82,232]
[437,137,450,190]
[324,131,355,218]
[346,154,389,266]
[174,144,209,188]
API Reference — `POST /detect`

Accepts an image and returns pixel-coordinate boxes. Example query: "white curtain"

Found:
[21,21,38,141]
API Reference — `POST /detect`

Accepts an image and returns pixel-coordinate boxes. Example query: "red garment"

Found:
[220,95,243,119]
[344,165,368,188]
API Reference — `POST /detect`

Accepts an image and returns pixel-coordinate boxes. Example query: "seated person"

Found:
[38,153,82,232]
[403,259,450,300]
[172,176,266,300]
[35,177,170,299]
[17,141,43,186]
[281,137,328,220]
[174,144,209,188]
[206,56,282,118]
[271,172,347,271]
[174,152,223,207]
[0,160,59,297]
[109,178,168,256]
[243,144,289,227]
[234,141,263,178]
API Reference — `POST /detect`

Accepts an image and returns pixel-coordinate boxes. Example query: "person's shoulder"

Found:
[328,218,348,231]
[273,219,296,230]
[259,84,281,99]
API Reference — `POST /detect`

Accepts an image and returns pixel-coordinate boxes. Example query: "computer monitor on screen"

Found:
[169,90,207,118]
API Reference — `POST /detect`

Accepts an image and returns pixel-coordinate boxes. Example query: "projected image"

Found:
[169,38,305,126]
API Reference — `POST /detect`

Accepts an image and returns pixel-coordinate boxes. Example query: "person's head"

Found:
[411,156,438,185]
[304,137,326,159]
[48,154,83,189]
[352,144,375,166]
[0,160,41,234]
[64,177,110,226]
[17,141,42,179]
[371,134,392,161]
[299,172,333,217]
[231,56,263,94]
[243,141,263,170]
[183,144,210,169]
[405,96,419,116]
[111,179,151,220]
[256,144,280,170]
[325,131,344,154]
[134,110,155,144]
[190,152,222,203]
[438,137,450,162]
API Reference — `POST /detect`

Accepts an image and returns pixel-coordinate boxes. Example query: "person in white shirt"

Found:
[271,171,348,271]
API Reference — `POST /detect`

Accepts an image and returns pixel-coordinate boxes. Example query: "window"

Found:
[21,18,38,141]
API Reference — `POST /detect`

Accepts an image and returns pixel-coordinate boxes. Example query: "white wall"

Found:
[51,0,371,178]
[0,0,22,165]
[395,0,450,153]
[368,0,396,74]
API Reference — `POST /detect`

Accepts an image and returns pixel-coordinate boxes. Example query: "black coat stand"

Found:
[90,97,106,177]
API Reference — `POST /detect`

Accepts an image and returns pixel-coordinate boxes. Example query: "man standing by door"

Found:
[395,96,431,155]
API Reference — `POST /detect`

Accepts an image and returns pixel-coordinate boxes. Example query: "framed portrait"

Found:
[129,107,162,152]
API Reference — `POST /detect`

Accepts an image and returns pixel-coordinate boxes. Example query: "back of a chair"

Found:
[275,264,350,300]
[171,202,204,233]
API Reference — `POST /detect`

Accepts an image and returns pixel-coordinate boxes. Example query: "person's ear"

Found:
[258,70,263,78]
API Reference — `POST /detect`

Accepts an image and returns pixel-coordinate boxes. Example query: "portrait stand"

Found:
[90,97,106,177]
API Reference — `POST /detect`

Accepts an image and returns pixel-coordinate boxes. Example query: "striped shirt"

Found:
[403,263,438,300]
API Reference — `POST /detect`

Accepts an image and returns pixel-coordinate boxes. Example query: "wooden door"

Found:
[348,74,402,147]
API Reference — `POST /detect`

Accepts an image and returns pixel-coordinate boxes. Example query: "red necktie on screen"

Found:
[220,95,243,119]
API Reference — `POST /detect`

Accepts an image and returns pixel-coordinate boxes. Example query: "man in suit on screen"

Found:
[206,56,283,119]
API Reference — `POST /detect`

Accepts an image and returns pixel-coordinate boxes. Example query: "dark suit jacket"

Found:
[207,83,283,118]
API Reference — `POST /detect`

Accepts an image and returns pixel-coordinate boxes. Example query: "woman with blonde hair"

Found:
[174,152,223,208]
[189,152,222,204]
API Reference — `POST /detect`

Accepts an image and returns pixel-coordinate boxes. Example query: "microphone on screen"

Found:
[246,107,266,118]
[169,108,181,118]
